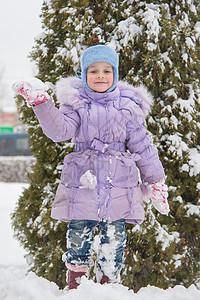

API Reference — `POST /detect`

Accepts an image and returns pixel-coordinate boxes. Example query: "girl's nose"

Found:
[97,73,105,78]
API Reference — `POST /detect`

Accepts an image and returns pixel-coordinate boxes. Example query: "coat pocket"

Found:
[110,152,140,188]
[61,151,96,188]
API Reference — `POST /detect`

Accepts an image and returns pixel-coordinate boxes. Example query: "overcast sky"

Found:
[0,0,43,110]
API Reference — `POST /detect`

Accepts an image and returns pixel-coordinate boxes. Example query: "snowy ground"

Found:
[0,181,199,300]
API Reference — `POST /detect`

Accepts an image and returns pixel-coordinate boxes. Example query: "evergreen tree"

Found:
[12,0,200,291]
[118,0,200,290]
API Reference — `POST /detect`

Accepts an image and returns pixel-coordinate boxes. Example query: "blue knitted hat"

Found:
[81,45,119,92]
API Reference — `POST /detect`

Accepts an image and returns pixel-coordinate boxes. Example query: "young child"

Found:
[13,45,169,289]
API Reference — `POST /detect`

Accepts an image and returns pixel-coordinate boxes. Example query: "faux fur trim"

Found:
[117,81,154,117]
[56,76,153,115]
[56,76,84,108]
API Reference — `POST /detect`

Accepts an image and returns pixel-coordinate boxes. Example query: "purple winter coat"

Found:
[33,77,165,224]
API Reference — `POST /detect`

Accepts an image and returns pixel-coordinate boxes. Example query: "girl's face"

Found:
[86,62,114,92]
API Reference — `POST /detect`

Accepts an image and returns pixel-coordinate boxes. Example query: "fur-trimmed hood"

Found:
[56,76,154,117]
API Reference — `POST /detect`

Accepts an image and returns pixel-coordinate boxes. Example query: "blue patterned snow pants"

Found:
[62,219,127,282]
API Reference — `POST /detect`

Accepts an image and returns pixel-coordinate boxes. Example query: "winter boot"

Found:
[100,273,110,285]
[67,269,86,289]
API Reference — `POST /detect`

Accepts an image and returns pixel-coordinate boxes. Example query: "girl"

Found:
[13,45,169,289]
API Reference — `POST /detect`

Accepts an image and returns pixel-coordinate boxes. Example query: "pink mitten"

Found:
[151,179,170,215]
[12,78,50,106]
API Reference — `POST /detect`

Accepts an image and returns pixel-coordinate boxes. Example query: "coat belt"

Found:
[74,138,126,153]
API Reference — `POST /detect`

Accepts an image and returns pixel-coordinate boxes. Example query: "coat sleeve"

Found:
[33,98,80,142]
[126,104,165,184]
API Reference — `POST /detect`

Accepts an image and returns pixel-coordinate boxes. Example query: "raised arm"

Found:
[12,79,80,142]
[33,99,80,142]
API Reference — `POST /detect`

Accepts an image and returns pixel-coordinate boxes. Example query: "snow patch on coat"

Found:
[80,170,97,190]
[56,77,153,116]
